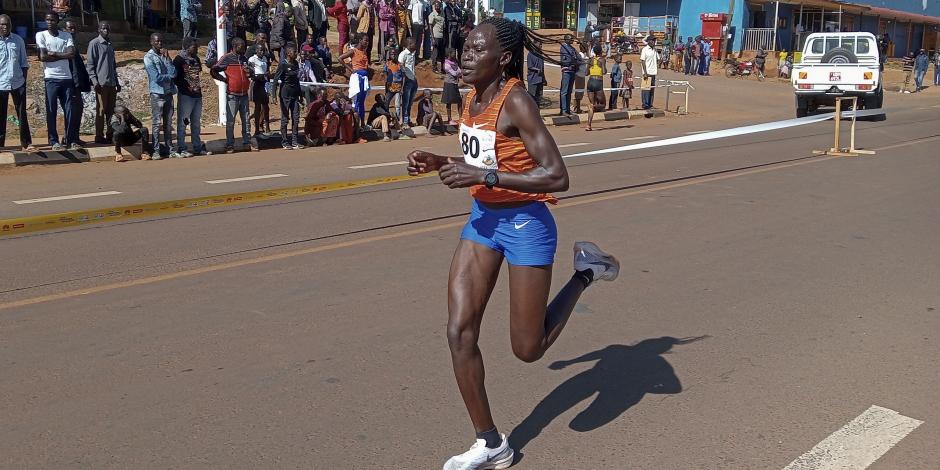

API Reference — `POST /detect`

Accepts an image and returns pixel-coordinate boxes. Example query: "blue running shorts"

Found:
[460,199,558,266]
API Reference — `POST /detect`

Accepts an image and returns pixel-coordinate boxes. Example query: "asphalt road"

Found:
[1,89,939,469]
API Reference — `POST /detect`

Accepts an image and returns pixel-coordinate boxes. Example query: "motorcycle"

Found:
[724,57,765,81]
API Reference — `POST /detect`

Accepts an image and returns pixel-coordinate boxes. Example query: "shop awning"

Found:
[865,6,940,26]
[759,0,872,15]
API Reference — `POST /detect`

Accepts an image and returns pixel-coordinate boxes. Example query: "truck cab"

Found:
[791,32,883,117]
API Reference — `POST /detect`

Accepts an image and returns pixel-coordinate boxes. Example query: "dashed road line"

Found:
[206,174,289,184]
[348,161,406,169]
[685,130,713,135]
[782,405,922,470]
[558,142,592,148]
[13,191,122,205]
[621,135,660,141]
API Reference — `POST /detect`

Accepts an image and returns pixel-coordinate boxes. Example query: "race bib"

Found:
[459,123,498,170]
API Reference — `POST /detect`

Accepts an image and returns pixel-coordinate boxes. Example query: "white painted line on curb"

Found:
[782,405,922,470]
[685,130,713,134]
[621,135,660,141]
[205,174,289,184]
[348,161,406,169]
[558,142,591,148]
[13,191,122,205]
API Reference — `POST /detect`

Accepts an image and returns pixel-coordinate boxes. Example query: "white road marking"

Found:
[782,405,923,470]
[932,105,940,108]
[621,135,660,141]
[685,130,713,134]
[205,174,288,184]
[348,161,406,169]
[13,191,122,205]
[558,142,591,148]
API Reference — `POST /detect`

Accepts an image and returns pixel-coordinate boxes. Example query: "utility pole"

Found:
[720,0,734,58]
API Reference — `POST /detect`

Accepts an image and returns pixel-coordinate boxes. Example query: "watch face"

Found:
[484,172,498,187]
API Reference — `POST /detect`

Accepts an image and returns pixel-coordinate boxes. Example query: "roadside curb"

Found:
[0,126,434,168]
[543,108,666,126]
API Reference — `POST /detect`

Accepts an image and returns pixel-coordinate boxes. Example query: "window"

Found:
[826,37,839,51]
[857,38,871,54]
[840,37,855,51]
[811,38,824,54]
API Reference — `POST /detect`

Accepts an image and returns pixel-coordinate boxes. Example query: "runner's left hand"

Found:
[439,158,483,188]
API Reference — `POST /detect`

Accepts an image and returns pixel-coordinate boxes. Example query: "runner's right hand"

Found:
[406,150,444,175]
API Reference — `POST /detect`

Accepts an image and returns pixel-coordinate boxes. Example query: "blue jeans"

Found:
[641,75,656,109]
[225,94,250,147]
[559,71,575,114]
[176,94,203,153]
[914,69,926,89]
[150,93,175,155]
[401,77,418,125]
[935,65,940,85]
[45,78,75,146]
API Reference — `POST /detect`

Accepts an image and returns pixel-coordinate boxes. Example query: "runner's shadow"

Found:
[508,336,707,456]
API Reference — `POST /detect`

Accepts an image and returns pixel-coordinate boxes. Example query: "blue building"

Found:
[503,0,940,57]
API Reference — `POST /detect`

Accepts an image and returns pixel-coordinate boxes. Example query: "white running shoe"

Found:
[443,434,514,470]
[574,241,620,283]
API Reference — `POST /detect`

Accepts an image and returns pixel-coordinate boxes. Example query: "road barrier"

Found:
[812,97,877,158]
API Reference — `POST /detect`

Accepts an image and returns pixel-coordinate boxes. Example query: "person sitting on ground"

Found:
[368,93,397,141]
[416,89,445,135]
[441,48,462,125]
[320,92,342,145]
[621,60,634,109]
[303,87,329,146]
[110,104,152,162]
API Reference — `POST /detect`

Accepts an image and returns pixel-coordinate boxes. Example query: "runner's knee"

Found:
[511,340,544,363]
[446,318,480,355]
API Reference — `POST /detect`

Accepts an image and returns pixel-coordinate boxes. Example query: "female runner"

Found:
[406,18,620,470]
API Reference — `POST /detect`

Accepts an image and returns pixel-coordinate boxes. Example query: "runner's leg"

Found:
[506,264,586,362]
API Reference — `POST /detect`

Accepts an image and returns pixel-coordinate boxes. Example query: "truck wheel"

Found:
[869,88,884,109]
[796,96,809,118]
[796,106,808,118]
[821,47,858,64]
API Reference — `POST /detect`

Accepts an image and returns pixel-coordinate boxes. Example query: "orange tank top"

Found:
[351,48,369,71]
[459,78,557,204]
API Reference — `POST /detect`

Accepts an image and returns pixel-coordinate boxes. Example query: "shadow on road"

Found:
[508,335,708,458]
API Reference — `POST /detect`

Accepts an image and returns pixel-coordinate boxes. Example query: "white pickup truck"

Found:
[791,32,883,117]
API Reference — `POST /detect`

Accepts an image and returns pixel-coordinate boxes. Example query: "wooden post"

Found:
[832,97,842,151]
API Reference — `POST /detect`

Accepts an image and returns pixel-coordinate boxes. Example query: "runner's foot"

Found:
[442,434,513,470]
[573,241,620,283]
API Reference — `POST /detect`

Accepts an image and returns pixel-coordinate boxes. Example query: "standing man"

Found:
[211,37,254,153]
[63,20,91,147]
[292,0,310,47]
[526,40,544,104]
[558,34,578,116]
[700,37,711,75]
[443,0,460,57]
[181,0,202,38]
[639,35,658,110]
[143,32,178,159]
[398,37,417,128]
[0,14,33,151]
[174,37,205,157]
[913,48,928,92]
[86,21,119,145]
[36,12,78,151]
[690,36,700,76]
[309,0,327,42]
[427,0,444,73]
[900,51,915,93]
[934,49,940,86]
[409,0,426,61]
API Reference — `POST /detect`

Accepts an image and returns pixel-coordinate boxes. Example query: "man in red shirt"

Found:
[211,37,256,153]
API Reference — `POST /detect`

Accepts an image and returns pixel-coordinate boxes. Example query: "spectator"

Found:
[378,0,397,62]
[231,0,250,41]
[384,53,403,119]
[303,87,328,145]
[326,0,349,49]
[683,36,692,75]
[144,32,178,158]
[315,36,333,69]
[416,89,444,134]
[934,49,940,86]
[690,36,700,76]
[0,15,33,151]
[355,0,375,61]
[398,37,417,128]
[269,7,291,60]
[700,38,711,75]
[384,35,400,61]
[639,35,658,109]
[249,0,271,35]
[86,21,118,145]
[455,12,472,63]
[205,37,219,66]
[573,41,587,114]
[900,52,914,93]
[778,51,792,79]
[367,93,396,141]
[441,48,461,124]
[443,0,460,60]
[409,0,426,61]
[292,0,309,47]
[608,52,621,110]
[36,12,78,151]
[63,20,90,147]
[248,43,272,136]
[173,37,206,157]
[51,0,70,20]
[309,0,327,42]
[181,0,202,38]
[211,37,255,152]
[274,43,303,149]
[396,0,410,46]
[110,104,152,162]
[558,34,578,116]
[621,59,634,109]
[913,48,928,92]
[527,40,545,105]
[584,44,605,131]
[673,36,684,72]
[338,33,371,123]
[427,1,444,73]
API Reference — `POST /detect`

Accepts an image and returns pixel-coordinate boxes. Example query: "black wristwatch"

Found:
[483,171,499,189]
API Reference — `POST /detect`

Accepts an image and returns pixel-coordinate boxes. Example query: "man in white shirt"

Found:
[409,0,426,61]
[398,37,418,127]
[639,35,659,109]
[36,12,78,151]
